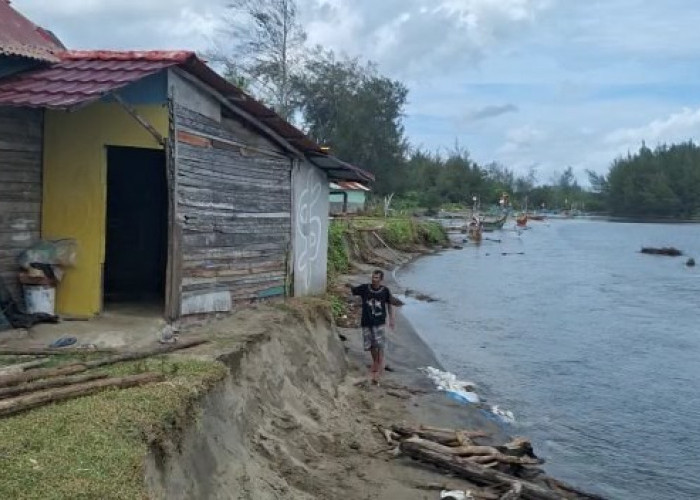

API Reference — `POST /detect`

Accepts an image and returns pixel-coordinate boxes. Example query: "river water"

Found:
[397,219,700,499]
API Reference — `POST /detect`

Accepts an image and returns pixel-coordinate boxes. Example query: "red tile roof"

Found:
[0,49,374,182]
[0,0,64,61]
[0,50,191,107]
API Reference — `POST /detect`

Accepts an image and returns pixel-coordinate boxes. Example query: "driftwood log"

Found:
[392,424,490,446]
[0,372,164,418]
[402,437,542,466]
[641,247,682,256]
[0,339,207,388]
[543,478,607,500]
[500,482,523,500]
[0,373,109,400]
[0,358,49,375]
[400,440,560,500]
[0,347,118,356]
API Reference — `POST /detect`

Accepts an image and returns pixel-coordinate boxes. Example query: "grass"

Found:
[415,220,448,246]
[0,357,227,500]
[327,293,347,322]
[378,218,448,250]
[327,220,350,279]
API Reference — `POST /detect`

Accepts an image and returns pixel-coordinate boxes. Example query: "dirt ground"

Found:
[0,236,583,499]
[144,299,506,500]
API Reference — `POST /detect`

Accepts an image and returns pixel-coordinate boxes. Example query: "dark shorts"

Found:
[362,325,386,351]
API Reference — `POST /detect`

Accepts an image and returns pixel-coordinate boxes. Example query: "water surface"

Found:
[398,219,700,499]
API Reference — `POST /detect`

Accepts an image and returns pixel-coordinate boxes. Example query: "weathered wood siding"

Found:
[0,107,42,299]
[174,103,292,315]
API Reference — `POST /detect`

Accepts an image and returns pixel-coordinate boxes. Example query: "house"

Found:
[0,0,65,299]
[0,4,372,321]
[329,181,371,214]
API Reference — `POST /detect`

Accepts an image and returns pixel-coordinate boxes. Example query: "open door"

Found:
[105,146,167,308]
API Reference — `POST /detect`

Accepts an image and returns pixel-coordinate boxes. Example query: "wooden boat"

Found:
[468,225,483,242]
[467,218,483,242]
[526,213,546,221]
[516,214,528,227]
[481,213,508,231]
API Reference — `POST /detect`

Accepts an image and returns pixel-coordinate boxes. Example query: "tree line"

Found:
[208,0,699,218]
[589,142,700,219]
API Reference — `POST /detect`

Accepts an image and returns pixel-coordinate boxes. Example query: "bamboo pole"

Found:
[0,347,117,356]
[0,358,49,375]
[0,373,109,400]
[0,373,164,418]
[0,339,208,388]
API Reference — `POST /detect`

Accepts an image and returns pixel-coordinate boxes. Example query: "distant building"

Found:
[330,182,371,214]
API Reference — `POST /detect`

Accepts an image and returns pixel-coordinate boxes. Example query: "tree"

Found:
[294,50,409,194]
[586,169,608,194]
[603,142,700,217]
[208,0,307,119]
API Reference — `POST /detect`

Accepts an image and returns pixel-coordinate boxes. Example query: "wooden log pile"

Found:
[382,424,606,500]
[0,339,208,418]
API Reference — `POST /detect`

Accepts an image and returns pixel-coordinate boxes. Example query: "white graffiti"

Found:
[296,168,323,291]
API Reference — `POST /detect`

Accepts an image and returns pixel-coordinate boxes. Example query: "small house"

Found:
[329,182,371,214]
[0,3,372,321]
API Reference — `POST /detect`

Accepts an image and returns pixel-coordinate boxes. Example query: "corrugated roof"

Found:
[338,181,371,191]
[0,1,64,62]
[0,50,189,108]
[0,49,374,182]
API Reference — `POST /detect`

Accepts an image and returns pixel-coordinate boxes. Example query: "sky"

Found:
[16,0,700,182]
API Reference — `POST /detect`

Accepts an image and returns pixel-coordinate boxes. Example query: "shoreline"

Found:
[336,243,605,499]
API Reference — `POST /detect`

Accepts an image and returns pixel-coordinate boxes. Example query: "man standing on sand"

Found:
[347,270,395,385]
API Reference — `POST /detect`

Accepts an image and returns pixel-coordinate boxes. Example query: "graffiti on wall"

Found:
[296,168,323,291]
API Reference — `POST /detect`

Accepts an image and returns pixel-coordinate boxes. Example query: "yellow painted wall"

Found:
[43,103,168,317]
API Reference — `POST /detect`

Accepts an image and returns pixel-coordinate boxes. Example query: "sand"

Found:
[142,293,515,500]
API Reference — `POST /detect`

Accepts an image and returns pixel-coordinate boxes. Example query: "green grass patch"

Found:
[327,220,350,279]
[0,358,226,500]
[415,220,448,246]
[377,218,447,249]
[378,218,416,249]
[326,293,347,322]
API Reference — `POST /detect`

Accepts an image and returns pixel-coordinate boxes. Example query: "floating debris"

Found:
[640,247,682,256]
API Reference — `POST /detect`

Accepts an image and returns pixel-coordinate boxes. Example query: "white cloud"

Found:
[12,0,700,182]
[303,0,556,76]
[604,107,700,148]
[499,125,546,153]
[16,0,225,50]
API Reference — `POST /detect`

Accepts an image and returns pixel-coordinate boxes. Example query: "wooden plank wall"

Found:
[0,108,43,299]
[174,104,292,315]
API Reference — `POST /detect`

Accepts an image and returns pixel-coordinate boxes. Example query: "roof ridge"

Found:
[61,50,195,62]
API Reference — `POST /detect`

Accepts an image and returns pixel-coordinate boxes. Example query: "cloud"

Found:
[604,107,700,149]
[303,0,556,76]
[12,0,700,182]
[465,104,519,122]
[16,0,225,50]
[506,125,547,149]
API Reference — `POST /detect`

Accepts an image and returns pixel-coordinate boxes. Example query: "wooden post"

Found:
[165,94,182,321]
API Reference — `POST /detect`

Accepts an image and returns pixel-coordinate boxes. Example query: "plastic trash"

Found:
[49,336,78,348]
[440,490,474,500]
[158,324,180,344]
[17,239,78,270]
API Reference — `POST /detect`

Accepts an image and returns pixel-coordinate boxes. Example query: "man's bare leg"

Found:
[370,348,380,383]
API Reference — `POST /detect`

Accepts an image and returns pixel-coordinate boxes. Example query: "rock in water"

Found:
[687,258,696,267]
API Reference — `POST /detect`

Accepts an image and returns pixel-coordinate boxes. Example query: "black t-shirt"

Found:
[351,284,393,327]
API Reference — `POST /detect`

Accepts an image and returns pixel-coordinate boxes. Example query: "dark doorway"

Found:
[105,146,167,306]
